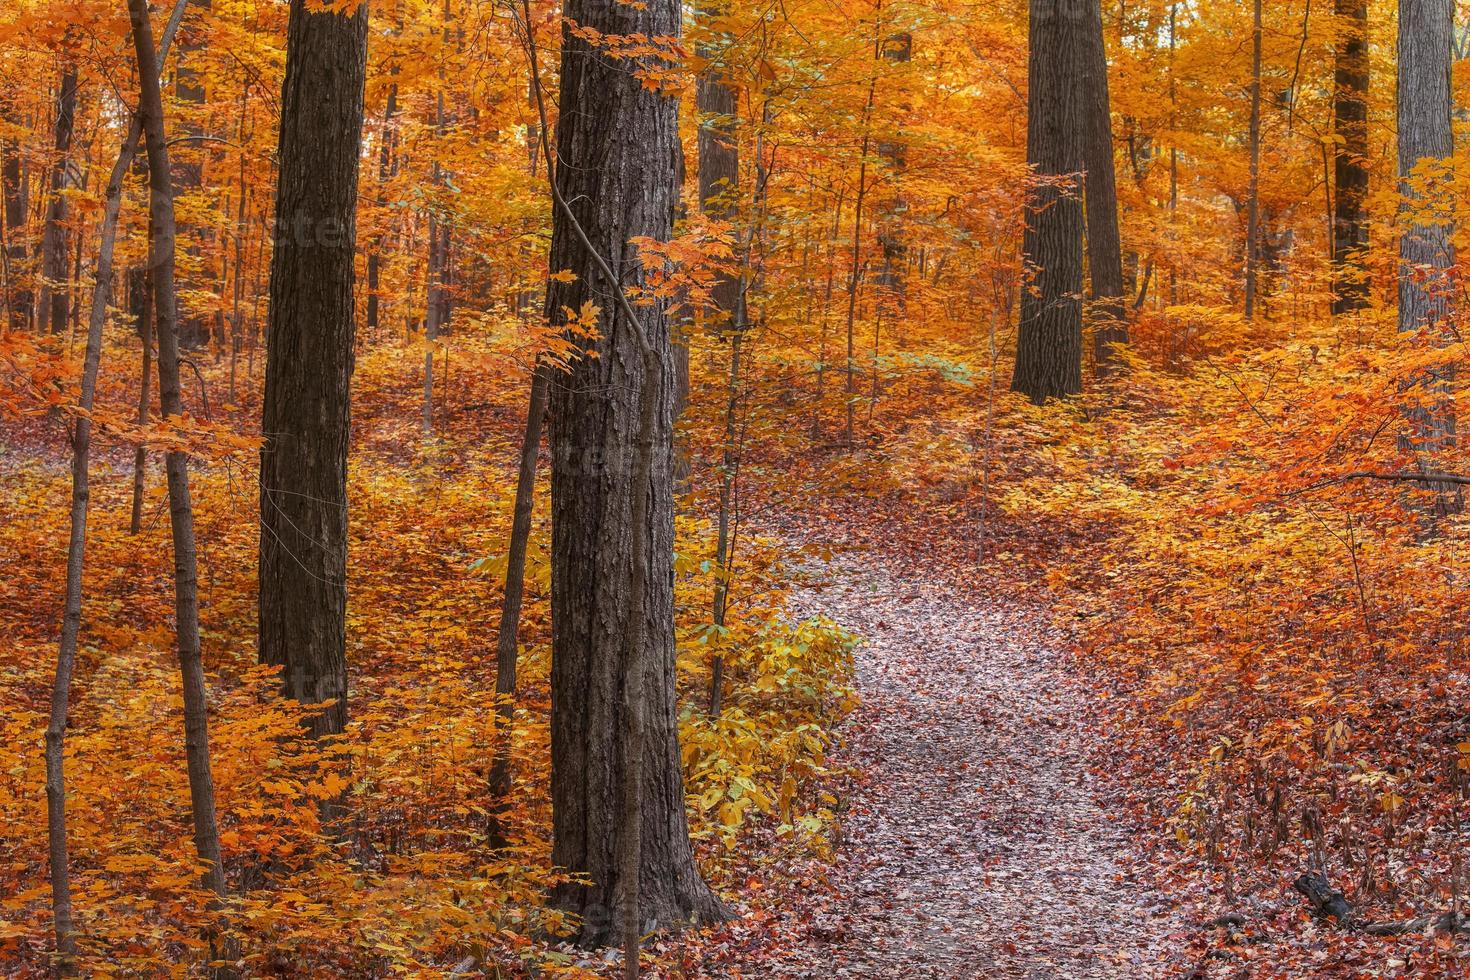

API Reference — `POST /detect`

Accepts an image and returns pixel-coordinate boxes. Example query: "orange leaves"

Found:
[562,15,688,93]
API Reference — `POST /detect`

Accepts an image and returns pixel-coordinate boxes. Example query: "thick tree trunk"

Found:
[1013,0,1085,404]
[546,0,724,946]
[40,70,78,336]
[1080,0,1126,372]
[128,0,229,905]
[1397,0,1453,335]
[1397,0,1459,514]
[1331,0,1370,315]
[258,0,369,738]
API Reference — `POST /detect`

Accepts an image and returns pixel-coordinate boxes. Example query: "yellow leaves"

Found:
[103,853,164,874]
[549,268,578,284]
[307,771,351,800]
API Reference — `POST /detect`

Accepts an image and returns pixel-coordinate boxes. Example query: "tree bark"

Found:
[365,83,397,338]
[258,0,369,738]
[1013,0,1085,404]
[40,70,78,336]
[1397,0,1453,336]
[546,0,724,945]
[174,0,212,349]
[1331,0,1370,314]
[875,32,913,301]
[1397,0,1458,514]
[696,1,741,325]
[2,98,29,332]
[1080,0,1126,372]
[487,363,549,846]
[46,0,189,957]
[128,0,228,904]
[1244,0,1262,320]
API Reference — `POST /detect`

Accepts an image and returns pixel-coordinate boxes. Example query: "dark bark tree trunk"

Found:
[696,2,741,325]
[2,98,29,332]
[1080,0,1126,371]
[1013,0,1085,404]
[40,70,78,336]
[128,0,229,905]
[1331,0,1370,314]
[258,0,369,738]
[174,0,212,349]
[546,0,724,946]
[1397,0,1459,514]
[487,364,548,847]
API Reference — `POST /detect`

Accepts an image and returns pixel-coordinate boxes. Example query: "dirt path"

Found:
[775,549,1192,979]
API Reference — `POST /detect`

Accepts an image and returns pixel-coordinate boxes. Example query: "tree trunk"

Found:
[174,0,212,349]
[258,0,369,739]
[1080,0,1126,372]
[47,2,189,957]
[696,2,742,325]
[1013,0,1085,404]
[1397,0,1452,336]
[366,83,397,338]
[844,62,878,444]
[875,32,912,300]
[1244,0,1262,320]
[546,0,724,945]
[1331,0,1370,314]
[129,0,229,905]
[40,70,78,336]
[706,330,741,717]
[487,363,549,846]
[1397,0,1459,513]
[2,99,29,332]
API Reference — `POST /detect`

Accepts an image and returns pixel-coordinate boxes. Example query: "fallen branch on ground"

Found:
[1293,871,1470,936]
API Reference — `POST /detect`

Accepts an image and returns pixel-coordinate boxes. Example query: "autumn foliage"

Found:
[3,0,1470,976]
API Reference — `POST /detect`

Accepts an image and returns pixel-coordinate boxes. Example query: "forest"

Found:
[2,0,1470,976]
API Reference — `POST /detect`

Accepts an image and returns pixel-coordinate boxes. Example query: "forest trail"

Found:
[777,547,1190,979]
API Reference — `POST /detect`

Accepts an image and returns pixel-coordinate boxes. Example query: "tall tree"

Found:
[365,82,397,338]
[128,0,228,905]
[695,0,742,325]
[1013,0,1085,403]
[1397,0,1458,512]
[1080,0,1125,371]
[1331,0,1370,315]
[1244,0,1262,320]
[174,0,212,349]
[39,68,78,335]
[258,0,369,738]
[48,9,189,968]
[1,98,29,332]
[545,0,724,947]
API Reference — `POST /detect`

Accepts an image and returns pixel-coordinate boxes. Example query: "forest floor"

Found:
[732,529,1199,978]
